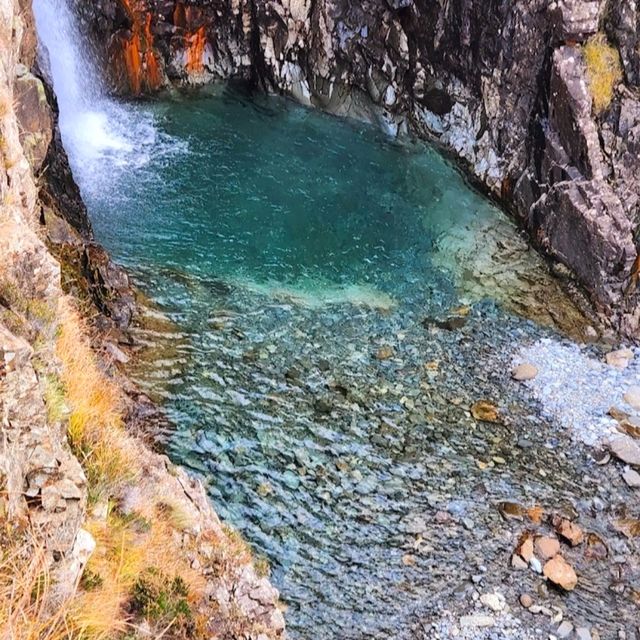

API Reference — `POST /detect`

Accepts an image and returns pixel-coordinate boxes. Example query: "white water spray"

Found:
[33,0,164,194]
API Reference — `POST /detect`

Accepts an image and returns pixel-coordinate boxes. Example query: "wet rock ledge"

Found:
[74,0,640,339]
[0,0,284,637]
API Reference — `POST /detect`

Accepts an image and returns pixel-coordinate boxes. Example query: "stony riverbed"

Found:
[125,274,639,640]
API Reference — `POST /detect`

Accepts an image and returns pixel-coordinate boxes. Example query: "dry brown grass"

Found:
[583,33,623,113]
[56,299,139,499]
[52,298,208,637]
[0,526,75,640]
[73,508,207,638]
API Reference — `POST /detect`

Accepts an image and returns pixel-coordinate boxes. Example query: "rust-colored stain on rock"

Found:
[119,0,162,94]
[186,25,207,73]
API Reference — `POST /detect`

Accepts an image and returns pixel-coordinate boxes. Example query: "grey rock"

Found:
[557,621,574,638]
[622,466,640,487]
[459,615,495,628]
[608,435,640,466]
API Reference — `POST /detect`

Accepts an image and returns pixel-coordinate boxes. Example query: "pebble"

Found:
[543,555,578,590]
[480,592,506,612]
[459,615,495,628]
[556,621,574,638]
[519,593,533,608]
[553,517,584,546]
[530,557,543,574]
[605,349,634,369]
[375,345,394,360]
[512,362,538,381]
[576,628,592,640]
[622,466,640,488]
[608,435,640,466]
[535,536,560,560]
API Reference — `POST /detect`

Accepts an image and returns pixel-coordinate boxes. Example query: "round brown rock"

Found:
[512,363,538,381]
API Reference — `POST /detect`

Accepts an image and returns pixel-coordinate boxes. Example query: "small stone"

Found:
[313,398,333,414]
[605,348,634,369]
[375,345,394,360]
[584,532,608,560]
[553,517,584,546]
[471,400,501,423]
[609,406,630,422]
[479,592,505,612]
[584,325,598,339]
[424,315,468,331]
[556,621,574,638]
[622,467,640,488]
[56,479,83,500]
[535,535,561,560]
[512,362,538,381]
[576,628,592,640]
[529,556,543,574]
[623,386,640,411]
[257,482,272,497]
[511,554,528,570]
[608,435,640,466]
[516,534,534,561]
[519,593,534,608]
[543,555,578,590]
[459,615,495,628]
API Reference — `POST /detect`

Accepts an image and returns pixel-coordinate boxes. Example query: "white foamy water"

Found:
[33,0,178,194]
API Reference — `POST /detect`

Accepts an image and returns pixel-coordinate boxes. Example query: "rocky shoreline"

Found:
[0,0,285,636]
[70,0,640,340]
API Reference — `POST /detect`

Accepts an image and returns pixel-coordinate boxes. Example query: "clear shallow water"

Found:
[75,89,636,638]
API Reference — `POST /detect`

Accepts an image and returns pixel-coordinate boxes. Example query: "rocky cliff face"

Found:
[73,0,640,338]
[0,0,285,636]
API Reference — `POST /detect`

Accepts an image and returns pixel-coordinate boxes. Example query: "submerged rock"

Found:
[471,400,501,423]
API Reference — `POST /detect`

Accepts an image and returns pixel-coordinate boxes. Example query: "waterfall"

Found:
[32,0,165,195]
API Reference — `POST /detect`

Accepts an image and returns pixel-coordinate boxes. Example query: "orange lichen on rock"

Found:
[186,25,207,73]
[118,0,162,94]
[123,31,143,94]
[142,13,162,89]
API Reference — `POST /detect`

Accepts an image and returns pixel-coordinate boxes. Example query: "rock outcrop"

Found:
[73,0,640,338]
